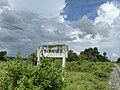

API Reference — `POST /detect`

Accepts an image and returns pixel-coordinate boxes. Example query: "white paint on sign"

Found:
[38,44,68,58]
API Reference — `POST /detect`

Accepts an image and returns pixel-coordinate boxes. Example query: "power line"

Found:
[0,20,53,41]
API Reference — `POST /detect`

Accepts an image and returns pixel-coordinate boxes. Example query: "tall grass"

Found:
[63,61,116,90]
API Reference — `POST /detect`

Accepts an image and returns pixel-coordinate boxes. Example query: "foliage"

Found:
[79,47,110,62]
[0,61,6,78]
[0,47,115,90]
[64,61,115,90]
[116,57,120,63]
[14,51,23,61]
[66,61,113,78]
[66,50,79,61]
[0,51,7,61]
[0,57,64,90]
[27,52,37,65]
[63,72,115,90]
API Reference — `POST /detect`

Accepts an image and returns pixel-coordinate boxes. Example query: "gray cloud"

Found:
[71,16,111,38]
[8,0,65,18]
[72,16,94,34]
[1,9,22,24]
[0,7,73,56]
[0,0,9,8]
[94,22,111,37]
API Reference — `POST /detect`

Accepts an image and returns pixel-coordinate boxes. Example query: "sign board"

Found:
[37,44,68,58]
[37,44,68,81]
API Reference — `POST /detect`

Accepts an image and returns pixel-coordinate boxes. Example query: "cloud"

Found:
[72,16,95,36]
[112,53,119,58]
[94,1,120,25]
[0,0,9,8]
[0,0,9,14]
[71,15,111,37]
[0,2,73,56]
[8,0,65,18]
[67,1,120,61]
[1,9,22,24]
[94,22,111,37]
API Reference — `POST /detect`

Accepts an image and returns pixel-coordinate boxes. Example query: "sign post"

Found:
[37,44,68,80]
[62,53,66,81]
[62,54,66,68]
[37,48,40,65]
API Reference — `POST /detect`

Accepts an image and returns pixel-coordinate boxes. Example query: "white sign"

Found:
[37,44,68,58]
[37,44,68,81]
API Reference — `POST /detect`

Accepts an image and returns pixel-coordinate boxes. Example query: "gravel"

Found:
[109,64,120,90]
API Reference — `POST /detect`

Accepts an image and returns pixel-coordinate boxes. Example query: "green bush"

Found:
[0,58,64,90]
[64,61,114,90]
[63,72,115,90]
[27,52,37,65]
[94,70,109,79]
[67,50,79,61]
[66,61,113,76]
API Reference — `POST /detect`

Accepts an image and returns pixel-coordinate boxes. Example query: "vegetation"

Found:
[0,51,7,61]
[116,57,120,63]
[0,47,115,90]
[66,50,79,61]
[0,53,64,90]
[27,52,37,65]
[63,61,115,90]
[79,47,109,62]
[63,47,114,90]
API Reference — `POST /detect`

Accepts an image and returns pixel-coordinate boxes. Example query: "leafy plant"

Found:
[0,57,65,90]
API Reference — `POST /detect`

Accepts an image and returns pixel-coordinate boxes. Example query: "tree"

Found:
[80,47,99,57]
[79,47,110,62]
[117,57,120,63]
[103,52,107,57]
[67,50,79,61]
[102,52,109,62]
[80,47,99,61]
[14,51,23,60]
[27,52,37,65]
[0,51,7,61]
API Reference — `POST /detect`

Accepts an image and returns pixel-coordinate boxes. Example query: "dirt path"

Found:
[109,64,120,90]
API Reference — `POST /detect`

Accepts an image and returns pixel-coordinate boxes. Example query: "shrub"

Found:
[0,58,64,90]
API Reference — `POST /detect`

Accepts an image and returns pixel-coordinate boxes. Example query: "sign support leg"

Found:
[37,48,40,65]
[62,54,66,81]
[62,55,66,68]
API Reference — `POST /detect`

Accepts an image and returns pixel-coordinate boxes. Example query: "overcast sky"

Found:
[0,0,120,61]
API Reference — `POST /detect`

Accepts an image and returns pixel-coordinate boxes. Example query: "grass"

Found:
[0,61,6,77]
[0,60,116,90]
[117,63,120,66]
[63,71,115,90]
[63,61,116,90]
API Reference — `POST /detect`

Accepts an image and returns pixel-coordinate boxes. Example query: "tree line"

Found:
[67,47,110,62]
[0,47,120,62]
